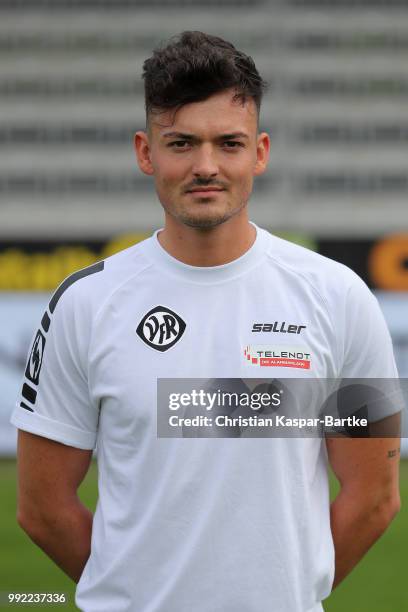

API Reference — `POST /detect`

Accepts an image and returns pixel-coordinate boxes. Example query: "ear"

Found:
[134,131,154,176]
[254,131,270,177]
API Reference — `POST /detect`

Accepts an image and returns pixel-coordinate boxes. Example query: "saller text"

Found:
[252,322,306,334]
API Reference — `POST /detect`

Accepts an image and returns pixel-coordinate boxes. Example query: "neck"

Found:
[157,213,256,267]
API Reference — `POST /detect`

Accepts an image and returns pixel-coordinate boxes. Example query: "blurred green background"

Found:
[1,459,407,611]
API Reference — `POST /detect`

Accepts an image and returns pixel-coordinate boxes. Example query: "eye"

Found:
[168,140,190,148]
[223,141,244,149]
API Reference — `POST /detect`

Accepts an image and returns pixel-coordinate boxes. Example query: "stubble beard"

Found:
[161,196,249,229]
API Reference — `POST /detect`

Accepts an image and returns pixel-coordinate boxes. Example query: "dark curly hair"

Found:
[142,31,268,124]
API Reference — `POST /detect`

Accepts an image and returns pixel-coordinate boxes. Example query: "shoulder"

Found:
[259,230,394,376]
[261,229,368,302]
[47,236,154,318]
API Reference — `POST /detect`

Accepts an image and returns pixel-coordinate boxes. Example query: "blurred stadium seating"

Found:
[0,0,407,236]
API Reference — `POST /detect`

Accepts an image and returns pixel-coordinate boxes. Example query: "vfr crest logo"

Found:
[136,306,186,352]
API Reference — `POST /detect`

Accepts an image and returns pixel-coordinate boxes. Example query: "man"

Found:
[12,31,400,612]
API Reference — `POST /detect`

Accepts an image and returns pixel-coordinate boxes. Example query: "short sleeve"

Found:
[338,273,402,423]
[341,274,398,379]
[10,282,99,450]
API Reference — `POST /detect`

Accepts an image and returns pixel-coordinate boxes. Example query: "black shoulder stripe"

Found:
[22,383,37,404]
[41,311,51,332]
[49,260,104,314]
[20,402,34,413]
[21,260,105,409]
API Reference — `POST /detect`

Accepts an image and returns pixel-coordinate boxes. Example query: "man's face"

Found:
[135,89,270,229]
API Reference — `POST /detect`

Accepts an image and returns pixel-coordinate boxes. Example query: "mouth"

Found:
[186,188,225,196]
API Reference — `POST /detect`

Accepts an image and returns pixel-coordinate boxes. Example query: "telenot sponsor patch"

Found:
[244,345,312,369]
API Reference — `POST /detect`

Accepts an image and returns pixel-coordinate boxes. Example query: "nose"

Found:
[191,144,219,178]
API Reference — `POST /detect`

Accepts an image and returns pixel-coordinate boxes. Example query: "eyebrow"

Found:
[162,131,249,140]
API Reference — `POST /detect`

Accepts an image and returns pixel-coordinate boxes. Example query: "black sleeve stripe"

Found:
[41,311,51,332]
[22,383,37,404]
[20,401,34,413]
[20,260,105,409]
[49,260,105,314]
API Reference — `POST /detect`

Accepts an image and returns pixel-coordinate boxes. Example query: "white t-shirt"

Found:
[11,223,399,612]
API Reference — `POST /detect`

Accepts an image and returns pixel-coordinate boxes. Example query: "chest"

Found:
[89,277,337,438]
